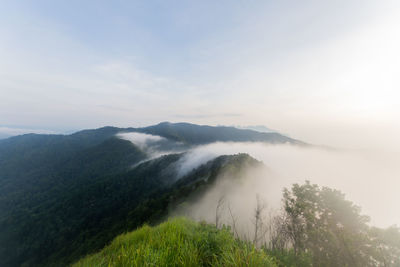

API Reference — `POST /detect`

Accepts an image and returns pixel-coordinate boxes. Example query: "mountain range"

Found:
[0,122,301,266]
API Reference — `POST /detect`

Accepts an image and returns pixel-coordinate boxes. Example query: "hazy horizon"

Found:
[1,1,400,152]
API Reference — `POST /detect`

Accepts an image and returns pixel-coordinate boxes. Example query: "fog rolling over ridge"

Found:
[118,130,400,228]
[117,131,188,164]
[181,143,400,228]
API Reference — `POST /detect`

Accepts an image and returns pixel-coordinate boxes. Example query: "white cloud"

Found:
[117,132,165,151]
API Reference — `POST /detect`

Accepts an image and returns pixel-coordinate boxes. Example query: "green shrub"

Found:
[266,249,312,267]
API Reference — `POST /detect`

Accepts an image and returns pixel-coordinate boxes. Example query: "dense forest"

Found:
[0,123,283,266]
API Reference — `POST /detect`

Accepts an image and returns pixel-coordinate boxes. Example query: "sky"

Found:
[1,0,399,150]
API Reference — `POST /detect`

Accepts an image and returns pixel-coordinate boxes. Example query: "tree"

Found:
[281,181,384,266]
[368,225,400,266]
[215,196,225,229]
[253,195,267,246]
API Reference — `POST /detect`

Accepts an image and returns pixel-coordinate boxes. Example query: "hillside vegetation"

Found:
[0,122,262,267]
[73,217,276,267]
[74,180,400,267]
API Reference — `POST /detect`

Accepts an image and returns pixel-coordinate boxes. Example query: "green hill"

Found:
[0,145,260,266]
[73,217,276,267]
[0,122,299,266]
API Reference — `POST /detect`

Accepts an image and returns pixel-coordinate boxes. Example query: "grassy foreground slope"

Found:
[73,217,276,267]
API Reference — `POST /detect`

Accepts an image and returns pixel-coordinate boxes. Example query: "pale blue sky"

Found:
[1,1,399,149]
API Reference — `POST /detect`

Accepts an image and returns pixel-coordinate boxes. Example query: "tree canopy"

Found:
[279,181,400,266]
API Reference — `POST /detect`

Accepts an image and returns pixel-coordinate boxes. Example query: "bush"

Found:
[266,249,312,267]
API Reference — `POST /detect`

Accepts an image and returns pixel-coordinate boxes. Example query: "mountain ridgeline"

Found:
[134,122,303,145]
[0,122,283,267]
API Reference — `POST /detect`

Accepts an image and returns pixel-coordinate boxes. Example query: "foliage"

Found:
[73,217,277,267]
[0,126,258,266]
[0,134,146,266]
[279,181,400,266]
[368,225,400,266]
[266,249,312,267]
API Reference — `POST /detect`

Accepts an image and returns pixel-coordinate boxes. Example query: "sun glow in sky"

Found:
[0,0,399,150]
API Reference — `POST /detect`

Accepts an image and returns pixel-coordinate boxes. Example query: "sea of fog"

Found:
[119,132,400,228]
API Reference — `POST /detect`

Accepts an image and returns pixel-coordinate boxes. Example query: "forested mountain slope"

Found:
[0,127,260,266]
[0,122,299,266]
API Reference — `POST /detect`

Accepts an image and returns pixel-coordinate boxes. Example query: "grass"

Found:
[73,217,276,267]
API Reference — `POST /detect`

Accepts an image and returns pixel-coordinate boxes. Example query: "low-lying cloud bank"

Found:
[119,132,400,227]
[117,132,187,161]
[175,142,400,228]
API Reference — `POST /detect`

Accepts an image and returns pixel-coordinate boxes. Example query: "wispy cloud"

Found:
[117,132,165,151]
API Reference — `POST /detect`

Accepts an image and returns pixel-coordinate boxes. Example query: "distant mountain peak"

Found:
[137,122,303,145]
